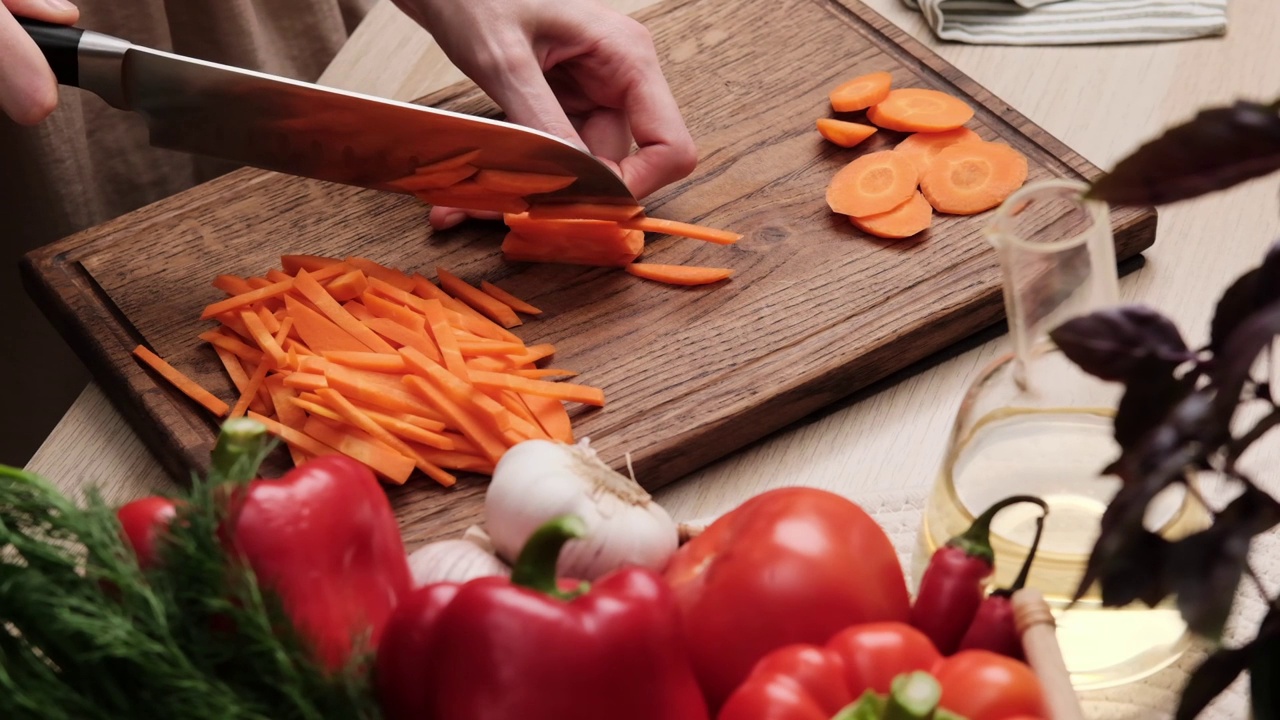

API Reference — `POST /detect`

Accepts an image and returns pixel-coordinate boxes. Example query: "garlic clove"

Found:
[485,438,679,581]
[407,537,511,588]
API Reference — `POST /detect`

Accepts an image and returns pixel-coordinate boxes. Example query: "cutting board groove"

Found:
[22,0,1156,548]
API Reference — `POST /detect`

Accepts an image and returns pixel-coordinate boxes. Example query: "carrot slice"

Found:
[478,281,543,315]
[325,270,369,303]
[625,263,734,286]
[456,339,527,357]
[504,213,629,244]
[324,365,439,419]
[343,301,373,322]
[413,275,522,344]
[502,230,644,268]
[293,270,397,354]
[250,411,339,458]
[345,257,416,293]
[515,368,579,379]
[323,351,407,374]
[255,306,281,335]
[364,317,444,364]
[212,275,254,295]
[241,310,287,367]
[281,254,343,274]
[299,392,446,434]
[213,346,269,415]
[201,278,293,320]
[816,119,878,149]
[524,394,574,443]
[301,416,415,484]
[526,202,645,222]
[473,169,577,195]
[290,395,345,423]
[435,267,522,328]
[410,447,495,475]
[414,185,530,215]
[386,164,478,192]
[306,396,453,450]
[866,88,974,133]
[263,376,309,467]
[829,71,892,112]
[316,388,456,487]
[850,191,934,239]
[415,148,482,174]
[246,277,274,290]
[619,217,742,245]
[420,299,469,379]
[231,318,293,418]
[919,141,1029,215]
[133,345,229,417]
[467,370,605,407]
[402,374,508,464]
[265,269,293,284]
[199,330,265,365]
[282,295,369,354]
[893,128,983,175]
[296,356,330,374]
[399,347,514,432]
[283,373,329,392]
[827,150,919,217]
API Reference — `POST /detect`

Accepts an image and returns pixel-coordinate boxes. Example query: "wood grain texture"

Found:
[23,0,1153,549]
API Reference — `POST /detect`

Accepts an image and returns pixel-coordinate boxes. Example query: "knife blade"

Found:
[18,17,640,214]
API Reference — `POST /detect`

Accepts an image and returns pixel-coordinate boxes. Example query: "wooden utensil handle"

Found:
[1014,588,1085,720]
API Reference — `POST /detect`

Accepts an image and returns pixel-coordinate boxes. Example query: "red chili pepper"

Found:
[957,509,1047,660]
[116,422,412,672]
[375,515,709,720]
[910,495,1047,655]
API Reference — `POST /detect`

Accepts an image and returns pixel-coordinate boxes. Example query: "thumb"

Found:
[3,0,80,24]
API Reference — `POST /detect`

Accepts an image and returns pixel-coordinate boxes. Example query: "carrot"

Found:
[322,351,407,374]
[414,186,530,215]
[249,411,339,460]
[361,291,426,329]
[829,71,892,112]
[619,217,743,245]
[420,299,470,379]
[502,229,644,268]
[281,254,343,274]
[246,277,274,290]
[402,374,507,464]
[399,347,514,433]
[212,274,254,295]
[264,376,310,467]
[826,150,918,217]
[241,310,287,367]
[343,301,374,322]
[410,447,495,476]
[345,257,416,293]
[213,346,269,415]
[414,148,482,174]
[626,263,734,286]
[456,339,527,357]
[919,141,1029,215]
[516,343,558,365]
[893,128,983,175]
[296,356,330,374]
[364,317,444,364]
[305,395,453,450]
[302,393,446,433]
[289,395,345,423]
[301,416,416,484]
[467,370,605,407]
[386,164,478,192]
[504,213,629,244]
[816,119,878,149]
[265,269,293,284]
[133,345,229,417]
[201,278,293,320]
[478,281,543,315]
[850,191,933,239]
[316,388,456,487]
[515,368,579,379]
[866,88,974,133]
[410,275,521,343]
[282,295,369,354]
[435,266,522,328]
[255,306,281,335]
[524,394,574,443]
[324,365,439,419]
[231,318,293,418]
[526,202,645,222]
[199,330,264,365]
[473,169,577,195]
[283,373,329,392]
[325,270,369,303]
[293,270,397,354]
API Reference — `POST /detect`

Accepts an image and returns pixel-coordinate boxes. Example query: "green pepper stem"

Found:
[1007,510,1047,593]
[511,515,589,600]
[831,690,886,720]
[209,417,270,484]
[885,671,942,720]
[949,495,1049,565]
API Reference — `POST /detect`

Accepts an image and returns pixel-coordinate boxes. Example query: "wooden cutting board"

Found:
[22,0,1155,547]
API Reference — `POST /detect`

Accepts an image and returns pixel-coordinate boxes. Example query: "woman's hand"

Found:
[0,0,79,124]
[393,0,698,229]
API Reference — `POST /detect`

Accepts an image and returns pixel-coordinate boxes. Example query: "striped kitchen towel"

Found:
[901,0,1228,45]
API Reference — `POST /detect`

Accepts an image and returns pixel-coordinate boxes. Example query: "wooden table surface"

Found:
[24,0,1280,715]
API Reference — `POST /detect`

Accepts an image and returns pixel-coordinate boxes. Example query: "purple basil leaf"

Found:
[1171,487,1280,638]
[1211,298,1280,425]
[1051,306,1192,382]
[1176,644,1254,720]
[1250,608,1280,720]
[1099,529,1171,608]
[1209,268,1260,356]
[1088,101,1280,206]
[1114,364,1195,450]
[1256,239,1280,308]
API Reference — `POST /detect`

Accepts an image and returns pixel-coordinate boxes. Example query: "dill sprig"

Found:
[0,419,382,720]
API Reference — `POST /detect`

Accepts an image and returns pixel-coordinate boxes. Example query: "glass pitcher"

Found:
[913,179,1210,690]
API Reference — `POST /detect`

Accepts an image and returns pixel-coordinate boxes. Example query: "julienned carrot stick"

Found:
[325,270,369,303]
[866,88,974,133]
[344,257,416,292]
[294,270,396,354]
[231,318,293,418]
[436,266,522,328]
[132,345,229,417]
[468,370,605,407]
[322,351,407,374]
[283,372,328,391]
[414,148,483,175]
[301,415,416,484]
[413,275,522,344]
[290,395,345,423]
[399,347,513,433]
[515,368,579,379]
[249,411,338,459]
[619,216,743,245]
[402,374,507,464]
[364,318,444,364]
[420,299,469,379]
[827,150,918,217]
[411,448,495,475]
[524,394,574,443]
[526,202,644,222]
[362,291,427,330]
[625,263,735,286]
[829,71,893,112]
[262,377,310,466]
[323,365,439,419]
[473,169,577,195]
[478,281,543,315]
[241,309,287,367]
[201,278,294,320]
[316,388,456,487]
[212,275,254,296]
[212,346,268,415]
[343,301,374,322]
[456,339,527,357]
[199,330,264,365]
[312,396,454,450]
[255,306,281,335]
[283,295,369,354]
[281,255,344,274]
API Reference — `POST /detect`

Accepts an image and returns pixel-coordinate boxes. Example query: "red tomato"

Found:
[933,650,1048,720]
[665,487,911,709]
[116,496,178,568]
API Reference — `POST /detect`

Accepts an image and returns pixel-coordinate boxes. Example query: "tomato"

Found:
[116,496,178,568]
[664,487,911,709]
[933,650,1047,720]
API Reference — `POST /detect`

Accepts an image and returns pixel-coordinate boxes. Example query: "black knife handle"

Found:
[17,17,85,87]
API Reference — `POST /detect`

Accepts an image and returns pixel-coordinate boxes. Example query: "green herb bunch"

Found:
[1049,101,1280,719]
[0,419,381,720]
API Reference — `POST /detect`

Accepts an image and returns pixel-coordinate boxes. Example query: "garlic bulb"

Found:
[407,526,511,587]
[485,439,679,580]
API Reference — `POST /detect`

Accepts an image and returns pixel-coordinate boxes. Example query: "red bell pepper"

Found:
[375,515,709,720]
[117,419,412,672]
[664,487,911,709]
[718,622,1047,720]
[910,496,1046,655]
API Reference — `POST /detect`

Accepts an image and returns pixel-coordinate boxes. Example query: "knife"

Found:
[17,17,640,214]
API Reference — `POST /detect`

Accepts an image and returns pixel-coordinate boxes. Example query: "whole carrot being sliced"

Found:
[827,150,919,217]
[133,345,229,417]
[866,88,974,133]
[504,213,628,244]
[625,263,734,286]
[851,190,933,239]
[894,127,983,175]
[502,229,644,268]
[478,281,543,315]
[816,119,878,149]
[920,141,1029,215]
[829,70,892,112]
[473,169,577,195]
[618,217,743,245]
[435,266,522,329]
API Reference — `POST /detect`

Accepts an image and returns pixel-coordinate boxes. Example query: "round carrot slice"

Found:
[827,150,919,217]
[850,191,933,239]
[920,141,1029,215]
[817,119,878,148]
[829,71,893,112]
[894,128,983,175]
[866,88,974,133]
